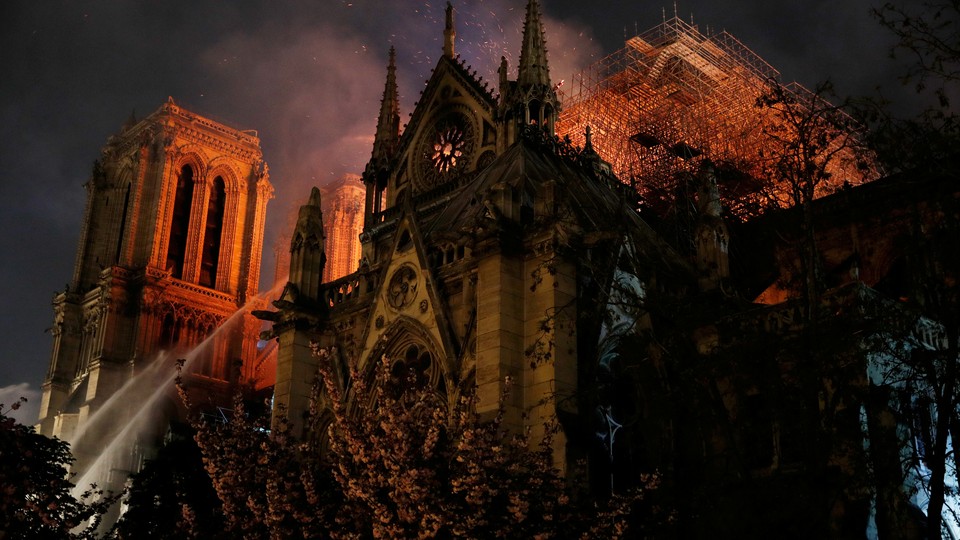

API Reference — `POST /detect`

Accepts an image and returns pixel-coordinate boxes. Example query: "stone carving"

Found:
[415,108,476,192]
[387,265,418,310]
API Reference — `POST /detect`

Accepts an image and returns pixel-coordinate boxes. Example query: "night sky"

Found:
[0,0,921,424]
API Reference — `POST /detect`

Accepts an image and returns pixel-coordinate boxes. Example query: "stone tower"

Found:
[38,98,273,441]
[321,174,365,283]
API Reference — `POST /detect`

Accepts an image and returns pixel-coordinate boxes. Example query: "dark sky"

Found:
[0,0,918,423]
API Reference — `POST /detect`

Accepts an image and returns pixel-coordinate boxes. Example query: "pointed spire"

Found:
[364,47,400,228]
[581,125,614,177]
[289,187,326,303]
[307,185,322,209]
[123,109,137,131]
[367,47,400,175]
[443,2,456,58]
[517,0,551,88]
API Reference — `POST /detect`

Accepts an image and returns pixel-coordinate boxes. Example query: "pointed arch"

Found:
[113,166,135,265]
[199,176,226,288]
[206,158,245,192]
[165,163,196,278]
[174,151,208,182]
[205,159,245,292]
[365,316,450,400]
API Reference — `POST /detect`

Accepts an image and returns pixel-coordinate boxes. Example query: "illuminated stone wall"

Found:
[321,174,365,283]
[39,98,274,442]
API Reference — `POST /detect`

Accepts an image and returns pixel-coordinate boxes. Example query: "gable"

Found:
[389,57,499,206]
[356,211,463,389]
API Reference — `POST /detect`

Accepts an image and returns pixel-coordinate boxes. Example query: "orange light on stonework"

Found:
[431,126,464,173]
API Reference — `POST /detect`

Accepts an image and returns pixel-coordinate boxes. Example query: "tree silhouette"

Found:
[179,351,667,539]
[0,399,116,539]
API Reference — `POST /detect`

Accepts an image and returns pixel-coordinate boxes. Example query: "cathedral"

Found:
[260,2,959,537]
[262,0,614,463]
[37,0,960,537]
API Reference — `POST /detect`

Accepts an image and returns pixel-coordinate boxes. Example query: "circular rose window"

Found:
[415,110,475,192]
[387,265,418,310]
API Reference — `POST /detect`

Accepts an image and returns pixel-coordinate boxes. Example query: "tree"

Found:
[875,0,960,105]
[883,213,960,538]
[176,369,340,540]
[755,80,873,309]
[181,351,664,539]
[112,424,224,539]
[869,1,960,178]
[0,399,116,539]
[864,3,960,536]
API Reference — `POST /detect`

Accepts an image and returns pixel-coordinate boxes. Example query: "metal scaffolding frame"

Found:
[557,17,872,217]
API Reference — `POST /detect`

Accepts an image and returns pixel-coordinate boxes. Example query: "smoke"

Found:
[0,383,41,426]
[197,23,383,206]
[0,0,604,393]
[185,0,601,282]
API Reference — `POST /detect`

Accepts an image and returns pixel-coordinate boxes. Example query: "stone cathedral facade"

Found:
[263,0,695,468]
[36,0,960,535]
[38,98,273,441]
[260,1,960,536]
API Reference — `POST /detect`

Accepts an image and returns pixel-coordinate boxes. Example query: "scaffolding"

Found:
[557,17,874,218]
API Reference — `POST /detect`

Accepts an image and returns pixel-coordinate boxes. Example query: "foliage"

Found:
[875,0,960,104]
[112,425,223,539]
[867,2,960,536]
[0,398,116,539]
[181,351,664,539]
[319,349,662,539]
[868,1,960,176]
[754,80,872,316]
[871,194,960,538]
[756,81,869,209]
[176,369,340,540]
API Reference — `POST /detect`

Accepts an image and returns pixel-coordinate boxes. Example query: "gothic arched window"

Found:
[166,165,194,279]
[199,176,226,288]
[115,182,131,265]
[159,311,179,350]
[385,343,433,398]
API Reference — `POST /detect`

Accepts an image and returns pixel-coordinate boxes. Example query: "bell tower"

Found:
[38,98,273,440]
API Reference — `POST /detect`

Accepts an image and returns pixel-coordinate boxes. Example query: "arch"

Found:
[365,316,450,400]
[542,102,556,132]
[113,166,135,265]
[174,150,207,181]
[199,176,226,288]
[170,151,206,276]
[527,98,543,126]
[206,158,244,192]
[165,164,195,278]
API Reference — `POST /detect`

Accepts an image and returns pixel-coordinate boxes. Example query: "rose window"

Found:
[387,265,418,310]
[414,109,475,193]
[431,125,465,174]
